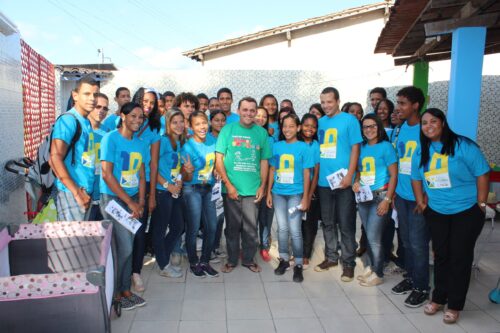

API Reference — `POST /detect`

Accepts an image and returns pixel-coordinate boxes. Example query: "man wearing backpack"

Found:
[50,75,99,220]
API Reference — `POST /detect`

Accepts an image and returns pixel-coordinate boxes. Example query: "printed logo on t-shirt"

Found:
[94,141,102,175]
[360,156,375,186]
[82,132,96,168]
[198,152,215,182]
[170,152,181,180]
[277,154,294,184]
[424,153,451,189]
[320,128,337,159]
[398,140,417,175]
[120,151,143,188]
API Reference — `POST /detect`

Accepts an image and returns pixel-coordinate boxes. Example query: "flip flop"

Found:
[242,262,262,273]
[443,310,459,324]
[424,302,444,315]
[221,263,236,273]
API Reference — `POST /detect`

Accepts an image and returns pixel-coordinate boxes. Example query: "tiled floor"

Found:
[111,218,500,333]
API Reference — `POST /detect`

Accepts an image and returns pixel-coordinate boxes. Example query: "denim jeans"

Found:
[133,182,150,274]
[272,193,304,265]
[213,204,225,251]
[318,186,357,267]
[302,190,321,259]
[395,195,430,290]
[151,189,185,270]
[223,195,259,266]
[258,196,274,250]
[358,194,388,277]
[88,202,103,221]
[100,193,136,293]
[182,184,217,264]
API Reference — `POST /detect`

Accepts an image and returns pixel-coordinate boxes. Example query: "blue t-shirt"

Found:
[359,141,397,191]
[270,141,315,195]
[52,109,96,193]
[307,140,320,181]
[134,120,161,182]
[101,114,119,132]
[159,116,166,136]
[99,130,145,197]
[411,139,490,214]
[268,121,279,142]
[395,121,420,200]
[384,127,393,139]
[207,132,219,142]
[181,136,216,186]
[317,112,363,187]
[225,112,240,124]
[157,136,181,190]
[92,127,107,201]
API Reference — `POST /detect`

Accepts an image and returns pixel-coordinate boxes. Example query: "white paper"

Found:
[215,198,224,217]
[326,168,348,190]
[391,208,399,228]
[211,181,222,201]
[105,200,141,234]
[355,185,374,203]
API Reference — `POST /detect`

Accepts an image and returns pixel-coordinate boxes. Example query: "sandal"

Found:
[221,263,236,273]
[443,310,459,324]
[423,302,444,315]
[242,262,262,273]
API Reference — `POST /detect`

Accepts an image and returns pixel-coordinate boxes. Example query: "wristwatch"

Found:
[479,202,487,208]
[163,182,169,189]
[384,197,392,203]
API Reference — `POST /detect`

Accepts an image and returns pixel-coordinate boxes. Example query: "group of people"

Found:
[48,76,490,324]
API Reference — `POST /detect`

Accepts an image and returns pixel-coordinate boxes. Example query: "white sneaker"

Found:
[170,253,182,266]
[132,273,145,292]
[383,261,406,275]
[160,264,183,278]
[359,272,383,287]
[357,266,372,281]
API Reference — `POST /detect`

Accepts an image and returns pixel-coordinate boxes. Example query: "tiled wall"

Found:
[0,30,26,223]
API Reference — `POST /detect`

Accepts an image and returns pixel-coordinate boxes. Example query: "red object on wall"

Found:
[21,39,56,161]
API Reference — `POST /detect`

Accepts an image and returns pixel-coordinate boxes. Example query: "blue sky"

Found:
[1,0,380,70]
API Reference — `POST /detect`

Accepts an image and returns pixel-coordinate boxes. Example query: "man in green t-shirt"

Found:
[216,97,272,273]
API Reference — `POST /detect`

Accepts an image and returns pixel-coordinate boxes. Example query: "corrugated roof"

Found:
[183,2,391,61]
[55,63,118,71]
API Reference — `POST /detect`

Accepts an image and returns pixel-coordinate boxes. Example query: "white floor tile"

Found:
[274,318,324,333]
[134,299,182,321]
[129,320,178,333]
[301,281,343,298]
[184,282,225,300]
[181,299,226,321]
[405,312,466,333]
[227,319,276,333]
[350,295,401,315]
[142,282,185,300]
[456,310,500,333]
[320,315,371,333]
[309,296,359,317]
[178,320,226,333]
[268,298,316,319]
[363,313,418,333]
[226,299,272,320]
[225,282,266,299]
[264,281,306,299]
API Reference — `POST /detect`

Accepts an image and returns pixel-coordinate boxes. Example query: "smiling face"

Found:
[254,107,268,127]
[262,97,277,116]
[376,100,390,122]
[122,107,145,133]
[208,98,220,111]
[320,92,340,117]
[370,92,384,109]
[164,95,175,110]
[238,100,257,127]
[421,112,443,142]
[210,112,226,134]
[348,104,363,121]
[396,95,418,121]
[157,99,165,115]
[169,114,185,138]
[362,118,378,143]
[301,117,317,141]
[218,92,233,114]
[281,117,300,141]
[191,114,209,141]
[142,92,156,117]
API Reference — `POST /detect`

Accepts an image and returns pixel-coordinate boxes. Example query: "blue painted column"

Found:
[447,27,486,140]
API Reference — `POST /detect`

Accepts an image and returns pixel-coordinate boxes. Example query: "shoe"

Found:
[210,252,221,264]
[341,266,354,282]
[293,265,304,283]
[274,258,290,275]
[404,289,429,308]
[383,261,406,276]
[359,273,383,287]
[314,259,338,272]
[303,258,309,270]
[159,264,183,278]
[120,297,136,311]
[200,263,219,277]
[356,247,366,257]
[423,302,444,315]
[391,278,413,295]
[190,264,206,278]
[132,273,145,292]
[357,266,373,281]
[260,249,271,262]
[213,248,227,258]
[128,293,146,308]
[170,252,182,266]
[443,310,459,324]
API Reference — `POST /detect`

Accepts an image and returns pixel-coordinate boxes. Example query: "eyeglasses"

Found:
[362,124,377,130]
[95,105,109,112]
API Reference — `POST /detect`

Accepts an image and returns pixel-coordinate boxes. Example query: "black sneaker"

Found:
[293,265,304,283]
[128,293,147,308]
[274,258,290,275]
[120,297,136,311]
[404,289,429,308]
[391,278,413,295]
[190,264,206,278]
[200,263,219,278]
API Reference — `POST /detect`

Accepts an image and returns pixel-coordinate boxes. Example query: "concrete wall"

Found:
[0,22,27,224]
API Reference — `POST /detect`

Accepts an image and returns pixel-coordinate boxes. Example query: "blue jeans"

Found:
[395,195,430,290]
[258,196,274,249]
[151,189,184,270]
[100,194,136,293]
[272,193,304,265]
[318,186,357,267]
[358,194,388,277]
[182,184,217,264]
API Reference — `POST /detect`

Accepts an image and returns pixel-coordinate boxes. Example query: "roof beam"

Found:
[425,12,499,35]
[430,0,467,9]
